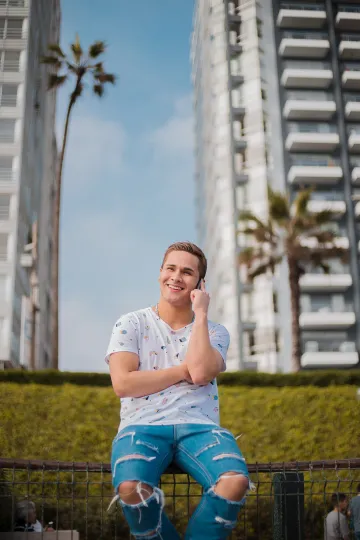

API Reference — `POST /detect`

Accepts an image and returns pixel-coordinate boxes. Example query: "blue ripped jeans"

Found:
[110,424,251,539]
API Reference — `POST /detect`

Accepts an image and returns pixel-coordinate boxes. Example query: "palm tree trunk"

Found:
[51,78,81,369]
[288,257,302,372]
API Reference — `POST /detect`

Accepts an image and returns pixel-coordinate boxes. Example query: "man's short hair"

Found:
[16,500,35,521]
[162,242,207,279]
[331,492,348,507]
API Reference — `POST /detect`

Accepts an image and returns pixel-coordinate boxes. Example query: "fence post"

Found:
[273,472,304,540]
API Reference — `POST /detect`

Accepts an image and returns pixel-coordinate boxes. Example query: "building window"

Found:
[0,156,13,182]
[1,50,21,72]
[0,84,17,107]
[0,194,10,220]
[0,119,16,142]
[0,18,23,39]
[0,233,8,261]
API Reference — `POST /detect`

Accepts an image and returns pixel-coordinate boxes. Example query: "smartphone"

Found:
[196,279,202,290]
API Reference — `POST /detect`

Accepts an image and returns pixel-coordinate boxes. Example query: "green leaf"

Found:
[94,72,116,84]
[93,84,104,97]
[47,74,67,90]
[268,187,290,222]
[47,44,66,58]
[41,55,62,69]
[293,187,313,217]
[71,34,83,64]
[89,41,106,59]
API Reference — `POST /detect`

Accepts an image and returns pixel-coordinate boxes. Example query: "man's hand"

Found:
[190,279,210,316]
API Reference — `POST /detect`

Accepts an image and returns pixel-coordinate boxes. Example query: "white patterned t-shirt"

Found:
[105,307,230,432]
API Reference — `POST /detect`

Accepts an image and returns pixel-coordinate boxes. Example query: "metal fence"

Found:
[0,458,359,539]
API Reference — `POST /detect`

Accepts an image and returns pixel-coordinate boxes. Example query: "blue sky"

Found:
[57,0,196,372]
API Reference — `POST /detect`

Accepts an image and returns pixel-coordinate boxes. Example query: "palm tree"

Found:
[238,186,347,372]
[42,36,116,369]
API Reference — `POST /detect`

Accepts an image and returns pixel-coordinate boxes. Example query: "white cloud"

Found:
[149,94,194,157]
[61,115,126,191]
[60,298,111,372]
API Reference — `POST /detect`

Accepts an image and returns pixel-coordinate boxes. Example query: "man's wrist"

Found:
[194,311,208,323]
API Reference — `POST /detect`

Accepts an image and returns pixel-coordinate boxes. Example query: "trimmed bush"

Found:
[0,383,359,462]
[0,368,359,387]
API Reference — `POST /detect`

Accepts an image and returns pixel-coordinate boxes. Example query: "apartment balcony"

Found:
[286,132,339,152]
[352,167,360,183]
[232,106,245,119]
[230,44,242,57]
[0,6,28,16]
[279,34,330,59]
[281,68,333,89]
[342,69,360,89]
[339,36,360,60]
[234,138,247,153]
[349,132,360,153]
[301,351,358,368]
[299,311,355,329]
[231,73,244,88]
[336,7,360,31]
[283,99,336,120]
[307,199,346,215]
[235,172,248,185]
[277,7,326,29]
[288,164,343,184]
[228,13,241,31]
[345,99,360,120]
[299,273,352,292]
[242,320,256,332]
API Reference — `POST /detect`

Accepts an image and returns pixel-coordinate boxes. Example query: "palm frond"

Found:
[248,254,283,280]
[89,41,106,58]
[239,210,269,230]
[293,187,313,217]
[71,34,83,64]
[268,186,290,222]
[94,72,116,84]
[41,55,63,69]
[93,84,104,97]
[47,74,67,90]
[66,61,78,74]
[239,246,266,266]
[47,44,66,58]
[312,209,337,226]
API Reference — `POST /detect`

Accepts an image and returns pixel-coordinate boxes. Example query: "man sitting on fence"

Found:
[325,492,350,540]
[106,242,252,539]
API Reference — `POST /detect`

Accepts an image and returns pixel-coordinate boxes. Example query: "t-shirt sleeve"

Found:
[209,324,230,371]
[340,514,350,538]
[105,313,139,364]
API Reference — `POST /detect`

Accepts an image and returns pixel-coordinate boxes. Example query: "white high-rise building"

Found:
[0,0,60,369]
[192,0,360,372]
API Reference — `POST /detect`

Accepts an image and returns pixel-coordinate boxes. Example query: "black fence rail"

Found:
[0,458,359,539]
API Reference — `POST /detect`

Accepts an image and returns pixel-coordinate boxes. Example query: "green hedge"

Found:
[0,368,359,387]
[1,383,359,538]
[0,383,359,462]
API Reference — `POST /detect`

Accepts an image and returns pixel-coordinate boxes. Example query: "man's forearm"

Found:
[115,366,185,398]
[185,313,221,384]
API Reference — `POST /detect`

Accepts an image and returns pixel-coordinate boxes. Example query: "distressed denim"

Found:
[109,424,251,539]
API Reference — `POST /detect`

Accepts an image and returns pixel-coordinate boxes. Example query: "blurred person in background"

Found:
[325,493,350,540]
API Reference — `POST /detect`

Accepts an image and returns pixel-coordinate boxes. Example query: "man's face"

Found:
[339,498,348,512]
[159,251,200,306]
